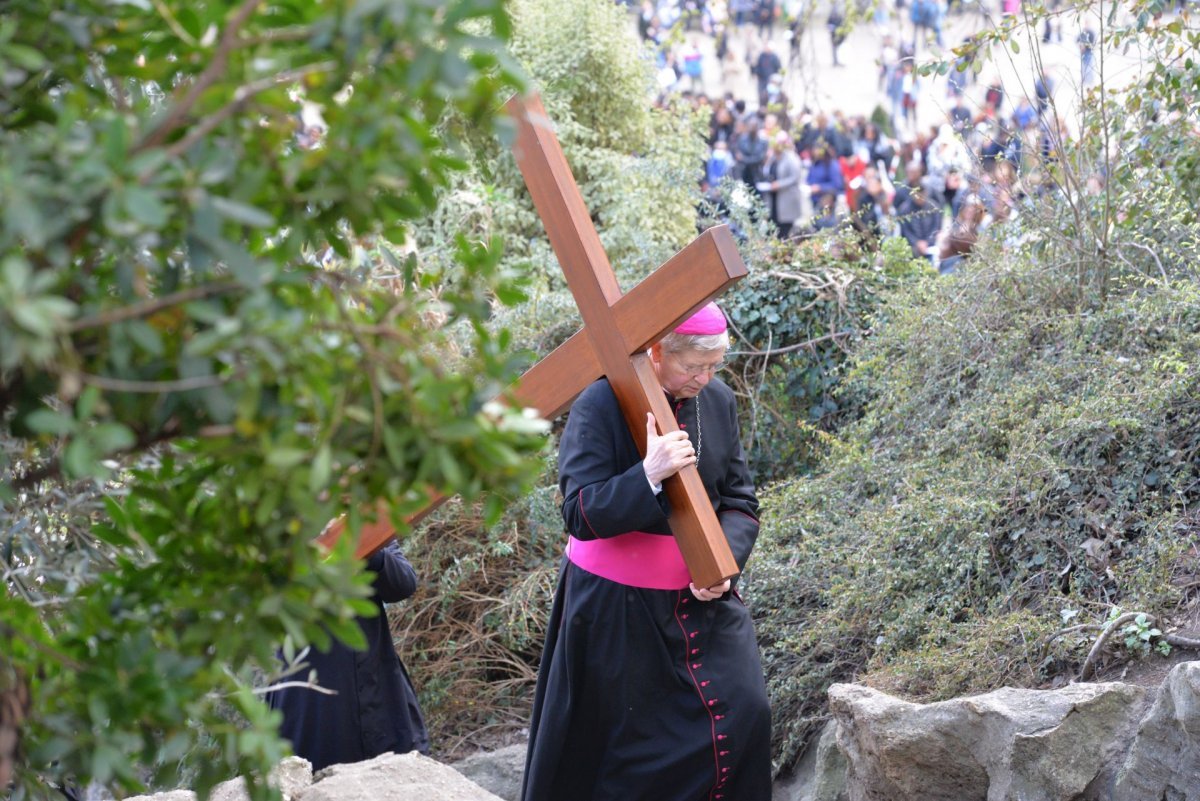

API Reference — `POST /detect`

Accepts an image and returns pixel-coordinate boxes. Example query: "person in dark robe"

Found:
[267,541,428,771]
[521,302,772,801]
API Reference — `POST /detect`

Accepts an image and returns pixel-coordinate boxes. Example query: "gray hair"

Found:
[657,330,730,354]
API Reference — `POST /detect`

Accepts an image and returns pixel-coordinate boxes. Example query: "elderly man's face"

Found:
[651,344,727,399]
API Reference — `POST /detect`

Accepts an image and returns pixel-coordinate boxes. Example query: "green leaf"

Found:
[26,408,77,436]
[325,616,367,651]
[90,743,124,785]
[32,736,73,763]
[11,297,75,337]
[210,197,276,228]
[104,115,129,168]
[439,51,470,87]
[126,320,165,356]
[175,7,205,41]
[482,493,506,526]
[382,425,408,465]
[309,443,332,493]
[90,423,136,454]
[63,438,98,478]
[124,186,169,228]
[201,387,236,423]
[437,446,464,488]
[266,448,309,469]
[5,43,47,71]
[257,595,283,617]
[76,385,101,420]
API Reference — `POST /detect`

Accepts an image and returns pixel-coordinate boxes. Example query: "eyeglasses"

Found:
[673,357,726,378]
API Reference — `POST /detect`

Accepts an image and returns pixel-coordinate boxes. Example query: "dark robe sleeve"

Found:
[366,541,418,603]
[559,381,671,540]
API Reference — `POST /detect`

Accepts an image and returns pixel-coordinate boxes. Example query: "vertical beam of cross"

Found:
[508,94,739,588]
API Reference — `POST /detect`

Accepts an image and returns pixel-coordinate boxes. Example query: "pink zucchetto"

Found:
[673,302,727,336]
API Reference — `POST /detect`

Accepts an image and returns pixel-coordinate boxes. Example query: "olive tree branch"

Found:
[236,26,315,47]
[135,0,263,153]
[249,681,336,695]
[67,282,242,333]
[77,372,237,393]
[10,416,185,491]
[0,624,85,673]
[164,61,337,159]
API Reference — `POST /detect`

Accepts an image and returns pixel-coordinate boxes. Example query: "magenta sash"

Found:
[566,532,691,590]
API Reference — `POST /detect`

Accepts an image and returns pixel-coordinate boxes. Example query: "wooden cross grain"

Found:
[319,93,748,588]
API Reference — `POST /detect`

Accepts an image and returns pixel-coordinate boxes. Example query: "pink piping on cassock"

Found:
[673,594,723,800]
[576,489,600,538]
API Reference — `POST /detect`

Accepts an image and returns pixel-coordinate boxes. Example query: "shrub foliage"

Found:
[0,2,548,798]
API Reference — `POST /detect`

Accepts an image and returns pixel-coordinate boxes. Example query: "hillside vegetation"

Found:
[750,92,1200,766]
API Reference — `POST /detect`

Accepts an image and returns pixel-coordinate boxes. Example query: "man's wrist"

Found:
[644,466,663,495]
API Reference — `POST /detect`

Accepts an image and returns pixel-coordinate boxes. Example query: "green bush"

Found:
[414,0,708,292]
[748,213,1200,771]
[718,219,931,482]
[390,473,563,757]
[0,2,549,797]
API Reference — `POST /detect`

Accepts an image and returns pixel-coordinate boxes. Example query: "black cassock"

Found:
[267,542,428,771]
[522,377,772,801]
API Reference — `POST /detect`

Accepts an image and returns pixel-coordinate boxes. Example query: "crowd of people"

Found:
[636,0,1098,273]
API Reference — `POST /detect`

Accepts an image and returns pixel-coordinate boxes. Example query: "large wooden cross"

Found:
[319,94,748,588]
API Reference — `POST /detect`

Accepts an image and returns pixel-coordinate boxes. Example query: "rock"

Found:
[1112,660,1200,801]
[124,757,312,801]
[272,757,314,799]
[209,777,247,801]
[297,751,505,801]
[829,680,1149,801]
[772,720,849,801]
[451,743,527,801]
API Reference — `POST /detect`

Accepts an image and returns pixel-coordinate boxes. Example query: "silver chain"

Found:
[693,394,702,466]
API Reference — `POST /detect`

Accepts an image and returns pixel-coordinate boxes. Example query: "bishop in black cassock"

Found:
[522,303,772,801]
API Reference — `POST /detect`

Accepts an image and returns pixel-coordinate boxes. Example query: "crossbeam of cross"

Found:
[319,94,748,588]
